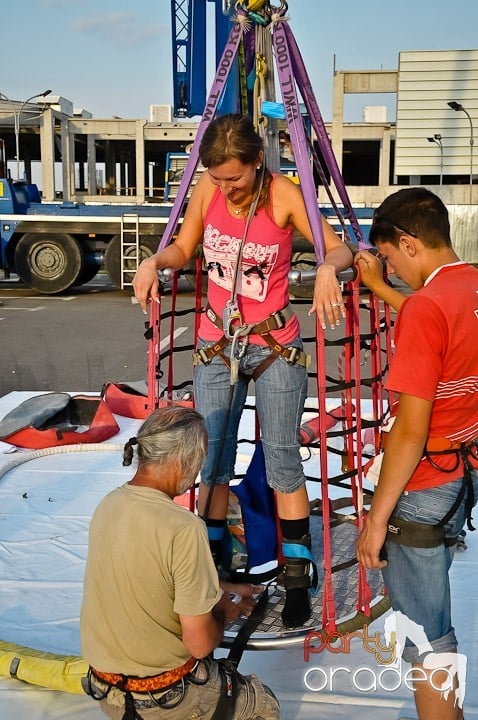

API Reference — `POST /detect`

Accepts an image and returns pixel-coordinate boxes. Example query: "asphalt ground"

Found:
[0,273,166,397]
[0,271,385,400]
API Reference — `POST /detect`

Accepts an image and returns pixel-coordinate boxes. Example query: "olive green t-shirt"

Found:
[80,483,222,675]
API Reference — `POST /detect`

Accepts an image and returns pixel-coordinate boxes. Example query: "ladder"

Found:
[120,213,140,290]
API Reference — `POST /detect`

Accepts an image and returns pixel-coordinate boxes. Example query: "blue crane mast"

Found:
[170,0,238,117]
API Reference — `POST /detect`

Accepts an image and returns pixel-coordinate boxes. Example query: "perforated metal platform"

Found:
[223,513,389,649]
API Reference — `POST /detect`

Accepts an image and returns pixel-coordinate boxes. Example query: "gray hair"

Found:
[123,406,207,480]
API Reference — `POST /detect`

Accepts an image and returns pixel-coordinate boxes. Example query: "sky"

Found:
[2,0,478,123]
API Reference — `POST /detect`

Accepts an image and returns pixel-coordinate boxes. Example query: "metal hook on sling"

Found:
[253,53,269,129]
[236,0,271,25]
[245,0,270,12]
[229,324,252,385]
[267,0,289,25]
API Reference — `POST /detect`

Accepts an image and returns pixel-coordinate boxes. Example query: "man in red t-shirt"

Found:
[354,188,478,720]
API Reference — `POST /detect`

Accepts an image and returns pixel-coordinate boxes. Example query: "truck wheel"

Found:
[104,235,160,290]
[14,233,83,294]
[74,258,100,286]
[73,250,102,286]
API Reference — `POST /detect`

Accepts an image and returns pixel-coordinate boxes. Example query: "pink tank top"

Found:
[199,179,300,345]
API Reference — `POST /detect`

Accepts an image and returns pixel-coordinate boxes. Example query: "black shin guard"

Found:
[280,522,313,628]
[205,518,232,576]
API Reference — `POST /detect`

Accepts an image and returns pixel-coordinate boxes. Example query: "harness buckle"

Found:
[198,348,212,365]
[270,309,286,330]
[223,301,244,341]
[285,346,299,364]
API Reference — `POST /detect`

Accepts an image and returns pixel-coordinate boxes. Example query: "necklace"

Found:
[227,199,245,216]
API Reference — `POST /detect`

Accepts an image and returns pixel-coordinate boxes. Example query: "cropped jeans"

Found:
[194,337,308,494]
[382,470,478,663]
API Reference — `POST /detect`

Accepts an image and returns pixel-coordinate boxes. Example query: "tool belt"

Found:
[193,303,310,374]
[90,656,196,694]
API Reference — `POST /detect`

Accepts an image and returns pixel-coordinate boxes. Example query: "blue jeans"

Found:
[382,470,478,663]
[193,337,308,493]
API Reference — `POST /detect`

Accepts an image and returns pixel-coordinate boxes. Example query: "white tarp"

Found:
[0,392,477,719]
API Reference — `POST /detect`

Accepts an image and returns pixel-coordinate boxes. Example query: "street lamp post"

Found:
[427,133,444,185]
[447,100,474,203]
[0,89,52,180]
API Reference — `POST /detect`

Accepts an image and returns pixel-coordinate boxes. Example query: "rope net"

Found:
[0,2,394,692]
[146,269,394,645]
[144,1,394,645]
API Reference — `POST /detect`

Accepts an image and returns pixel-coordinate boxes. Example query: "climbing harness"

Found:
[193,301,309,381]
[384,438,478,549]
[87,656,196,694]
[84,657,206,719]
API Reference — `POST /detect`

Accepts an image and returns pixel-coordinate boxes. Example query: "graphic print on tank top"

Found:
[203,223,279,302]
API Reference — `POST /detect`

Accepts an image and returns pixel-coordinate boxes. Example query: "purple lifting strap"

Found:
[158,19,246,252]
[284,23,368,248]
[272,20,325,265]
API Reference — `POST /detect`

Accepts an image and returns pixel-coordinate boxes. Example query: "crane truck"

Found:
[0,1,251,295]
[0,1,373,295]
[0,177,178,293]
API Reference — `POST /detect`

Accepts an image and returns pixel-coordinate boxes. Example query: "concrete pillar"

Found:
[87,134,97,195]
[331,72,345,173]
[60,119,75,201]
[135,120,146,203]
[39,108,56,200]
[379,126,392,186]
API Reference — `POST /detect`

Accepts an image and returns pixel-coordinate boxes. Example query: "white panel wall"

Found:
[395,50,478,179]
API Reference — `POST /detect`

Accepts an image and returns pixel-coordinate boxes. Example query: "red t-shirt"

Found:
[198,179,300,345]
[385,262,478,490]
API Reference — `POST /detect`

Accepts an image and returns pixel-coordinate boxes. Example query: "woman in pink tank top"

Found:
[133,114,352,628]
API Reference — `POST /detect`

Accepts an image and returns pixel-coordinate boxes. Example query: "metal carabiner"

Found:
[230,325,251,385]
[223,300,243,341]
